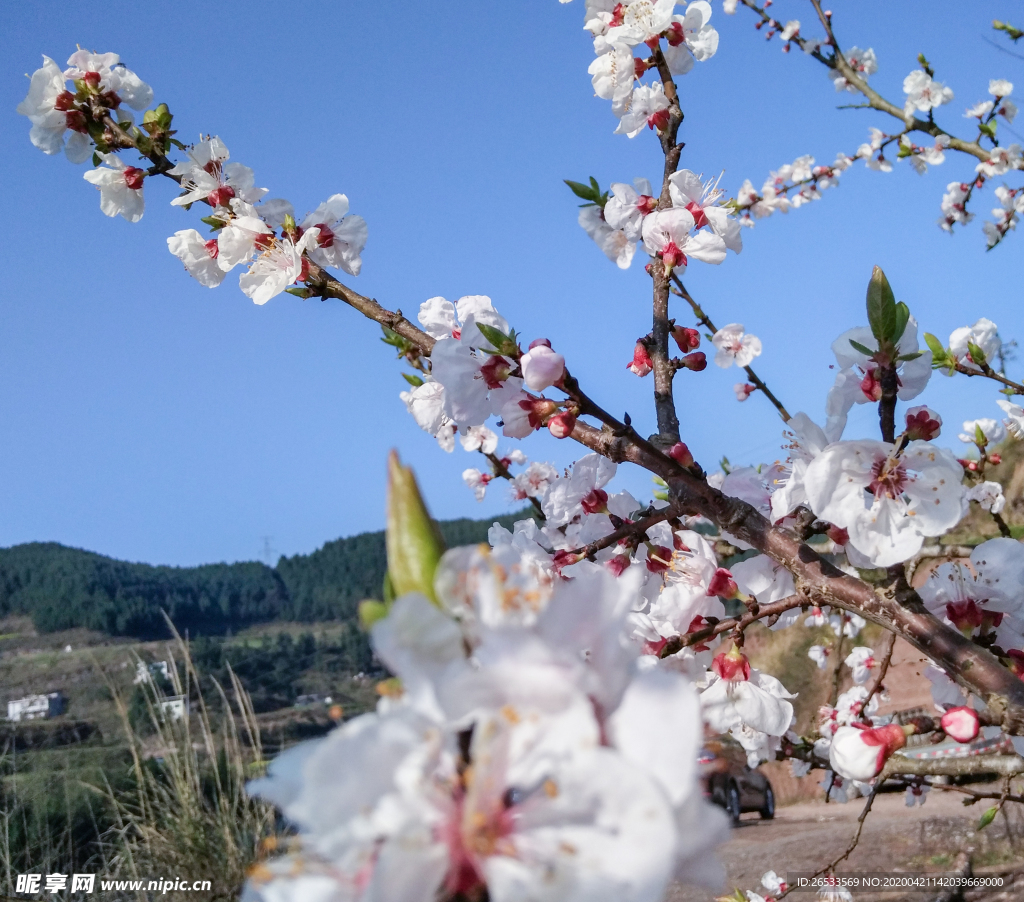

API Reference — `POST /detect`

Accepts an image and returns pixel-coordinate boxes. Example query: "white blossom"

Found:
[711,324,761,368]
[803,440,967,567]
[82,153,145,222]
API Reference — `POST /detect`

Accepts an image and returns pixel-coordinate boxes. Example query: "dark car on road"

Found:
[699,736,776,824]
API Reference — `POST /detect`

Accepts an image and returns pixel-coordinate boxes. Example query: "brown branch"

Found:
[670,275,791,420]
[926,782,1024,806]
[880,754,1024,779]
[563,504,679,563]
[830,625,846,707]
[953,361,1024,394]
[878,359,898,443]
[805,0,992,163]
[303,284,1024,738]
[663,593,806,654]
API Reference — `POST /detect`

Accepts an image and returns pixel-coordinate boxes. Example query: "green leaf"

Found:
[978,806,998,829]
[386,451,446,604]
[848,339,877,357]
[866,265,898,344]
[975,423,988,445]
[92,152,101,167]
[979,119,998,140]
[475,322,518,356]
[285,287,312,299]
[924,332,947,357]
[200,215,226,231]
[967,340,988,367]
[896,142,913,159]
[719,455,732,475]
[564,179,598,202]
[897,351,923,362]
[589,176,600,193]
[402,373,425,387]
[892,301,911,344]
[653,490,670,502]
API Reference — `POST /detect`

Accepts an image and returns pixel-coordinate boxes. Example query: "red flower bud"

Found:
[990,453,1002,465]
[680,352,707,371]
[672,326,701,352]
[551,550,583,572]
[940,706,980,743]
[54,91,77,112]
[82,71,102,88]
[547,410,577,439]
[528,337,552,350]
[647,108,671,133]
[668,442,694,467]
[627,342,654,377]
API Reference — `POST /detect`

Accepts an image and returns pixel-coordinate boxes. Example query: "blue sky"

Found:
[2,1,1022,566]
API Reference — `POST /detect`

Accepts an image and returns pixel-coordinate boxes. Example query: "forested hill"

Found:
[0,512,527,639]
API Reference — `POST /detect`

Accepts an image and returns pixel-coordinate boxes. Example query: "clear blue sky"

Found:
[2,1,1021,566]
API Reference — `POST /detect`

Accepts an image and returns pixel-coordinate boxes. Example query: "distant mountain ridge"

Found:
[0,512,528,639]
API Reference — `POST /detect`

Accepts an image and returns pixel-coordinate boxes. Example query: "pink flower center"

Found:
[867,455,907,499]
[685,201,709,229]
[123,167,145,190]
[313,222,335,247]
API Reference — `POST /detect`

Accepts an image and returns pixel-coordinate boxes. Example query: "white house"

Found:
[7,692,65,722]
[159,695,186,721]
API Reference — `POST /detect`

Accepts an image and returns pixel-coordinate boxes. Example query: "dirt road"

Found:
[668,787,1024,902]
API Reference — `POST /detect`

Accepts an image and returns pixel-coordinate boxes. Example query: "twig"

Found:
[779,785,880,898]
[483,452,545,521]
[670,275,791,420]
[863,631,897,709]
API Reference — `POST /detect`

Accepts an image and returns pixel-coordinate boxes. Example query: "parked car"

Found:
[699,736,775,824]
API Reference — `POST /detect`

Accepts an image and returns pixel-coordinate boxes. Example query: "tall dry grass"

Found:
[99,620,276,900]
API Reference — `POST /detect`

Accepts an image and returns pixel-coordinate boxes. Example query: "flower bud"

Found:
[672,326,701,352]
[859,366,882,401]
[712,643,751,682]
[547,410,577,439]
[627,342,654,377]
[734,382,756,401]
[990,453,1002,465]
[905,406,942,441]
[580,488,609,514]
[552,549,583,572]
[679,352,707,371]
[668,442,694,467]
[940,706,980,743]
[708,567,739,599]
[521,343,566,391]
[54,90,76,111]
[528,337,551,350]
[829,724,910,782]
[386,450,446,604]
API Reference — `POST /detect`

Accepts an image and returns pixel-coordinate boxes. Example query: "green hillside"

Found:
[0,512,530,639]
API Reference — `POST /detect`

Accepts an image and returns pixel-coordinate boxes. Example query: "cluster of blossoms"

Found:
[18,53,367,308]
[733,152,853,225]
[245,459,732,900]
[579,166,743,271]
